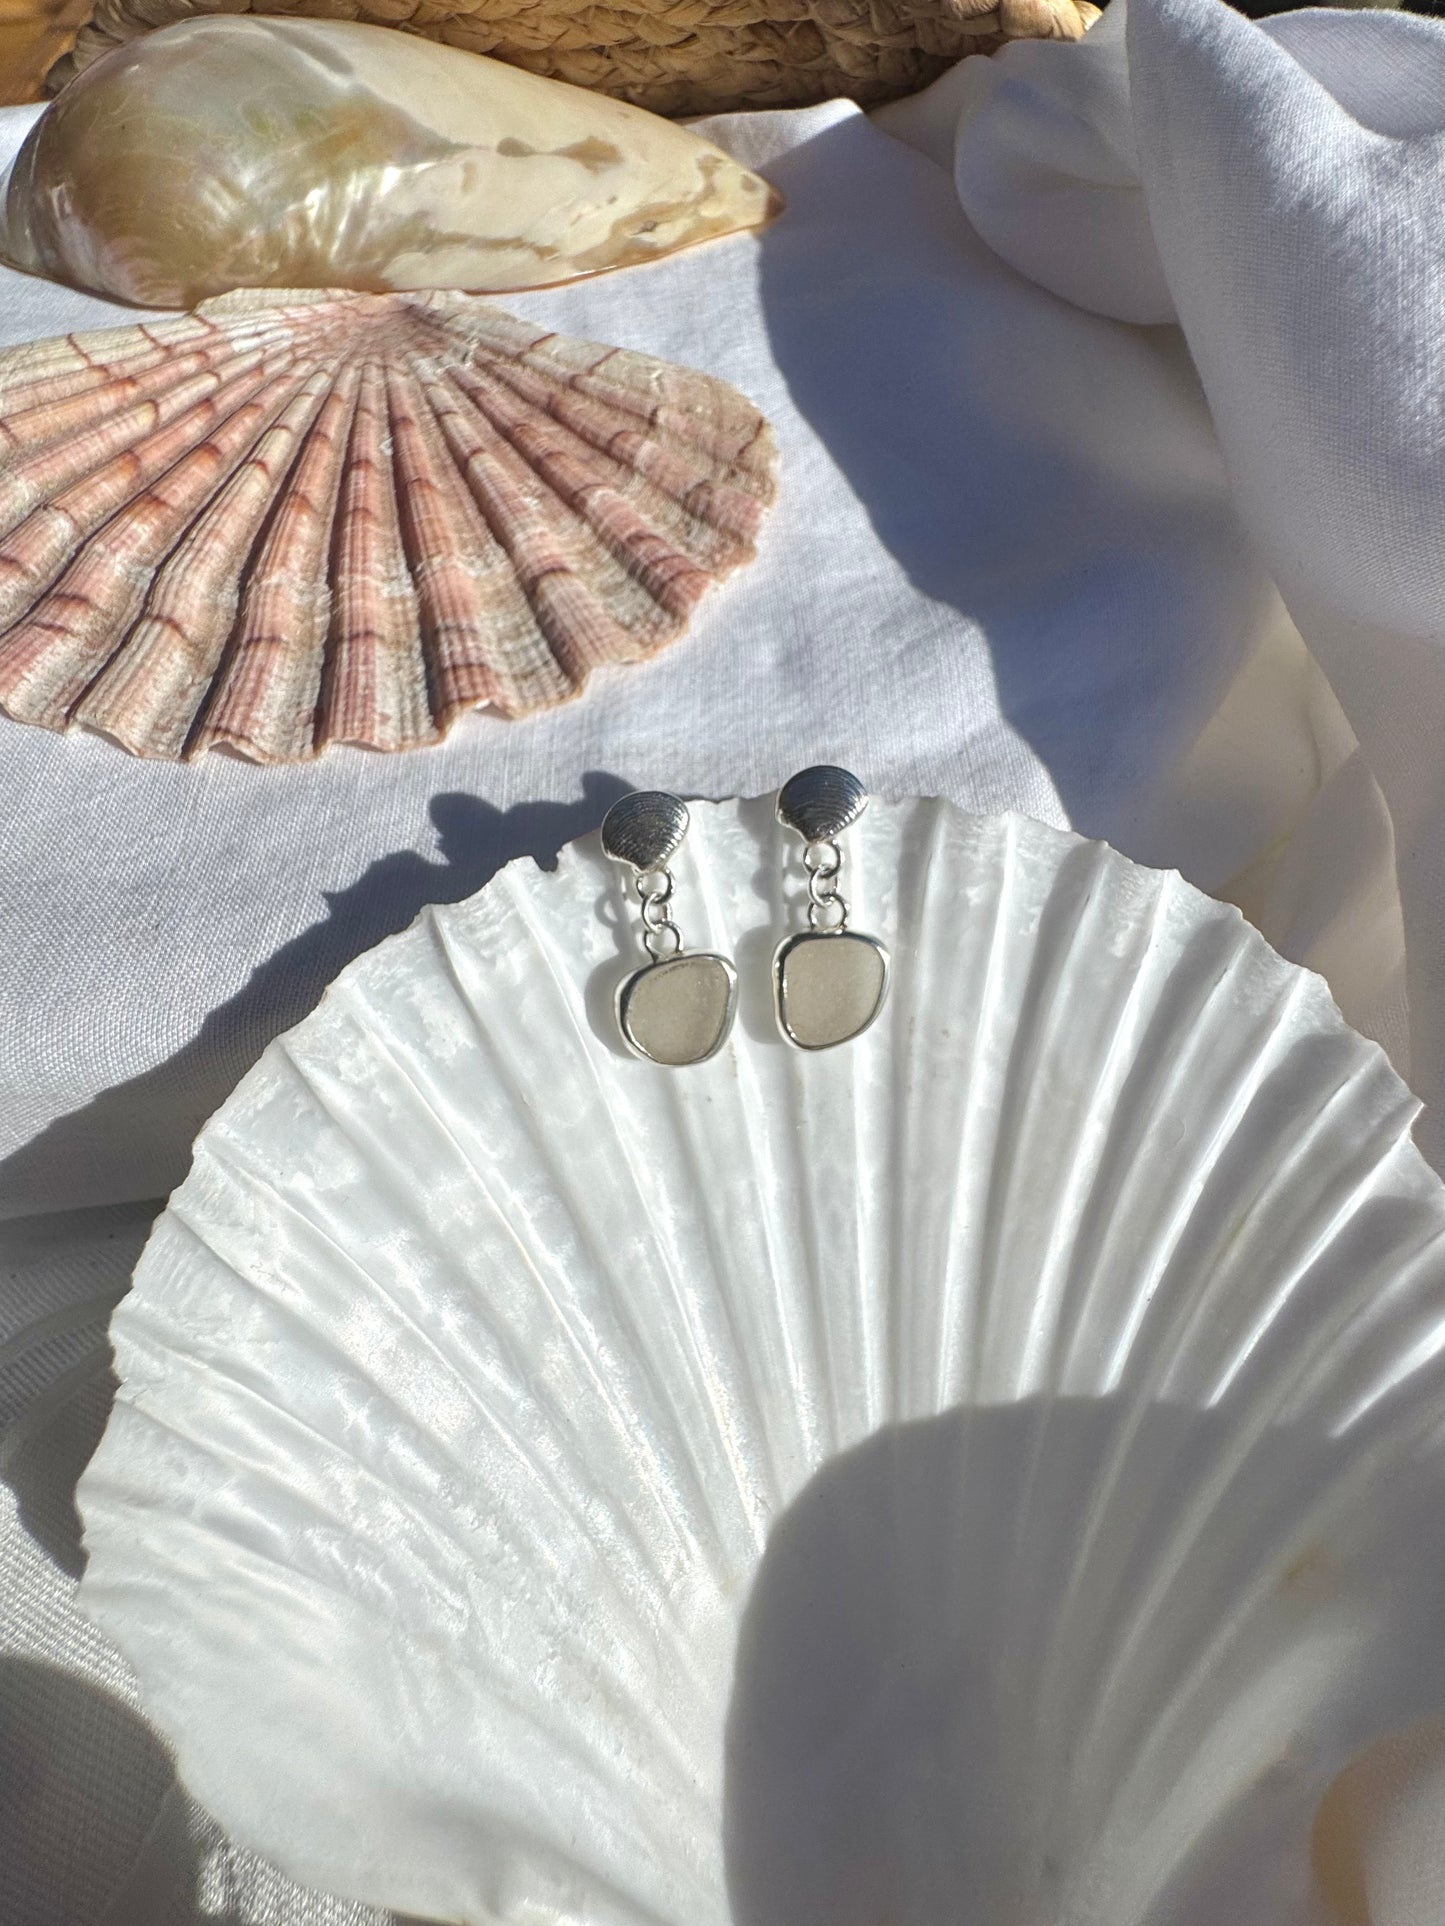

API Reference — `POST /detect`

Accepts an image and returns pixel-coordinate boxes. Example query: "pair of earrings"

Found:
[601,766,890,1067]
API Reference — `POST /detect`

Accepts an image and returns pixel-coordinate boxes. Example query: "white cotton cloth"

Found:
[3,0,1445,1915]
[0,39,1382,1220]
[880,0,1445,1157]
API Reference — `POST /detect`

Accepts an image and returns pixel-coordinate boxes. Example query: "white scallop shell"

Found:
[0,290,777,761]
[77,800,1445,1926]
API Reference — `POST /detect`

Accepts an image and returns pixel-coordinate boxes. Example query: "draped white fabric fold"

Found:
[881,8,1445,1908]
[881,0,1445,1177]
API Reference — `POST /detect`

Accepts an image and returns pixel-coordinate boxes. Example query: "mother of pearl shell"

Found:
[0,17,780,309]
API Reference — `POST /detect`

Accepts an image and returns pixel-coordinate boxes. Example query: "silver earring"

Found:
[773,766,890,1050]
[602,791,737,1067]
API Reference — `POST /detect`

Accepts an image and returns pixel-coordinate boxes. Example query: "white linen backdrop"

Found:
[1,0,1443,1913]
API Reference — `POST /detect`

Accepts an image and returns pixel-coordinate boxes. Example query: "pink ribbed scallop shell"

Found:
[0,289,778,761]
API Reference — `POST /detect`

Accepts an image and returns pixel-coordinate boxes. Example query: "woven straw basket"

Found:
[39,0,1099,112]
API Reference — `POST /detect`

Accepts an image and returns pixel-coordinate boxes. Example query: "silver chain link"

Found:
[803,839,848,931]
[636,869,684,960]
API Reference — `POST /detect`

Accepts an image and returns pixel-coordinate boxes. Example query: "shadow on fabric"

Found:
[0,773,630,1221]
[0,1656,201,1926]
[751,112,1259,841]
[0,1653,448,1924]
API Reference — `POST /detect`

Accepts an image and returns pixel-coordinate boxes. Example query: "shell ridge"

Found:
[317,361,430,755]
[0,335,296,469]
[114,1300,505,1630]
[722,409,780,501]
[1039,1008,1368,1779]
[423,367,601,685]
[426,373,632,691]
[401,297,550,370]
[92,1407,449,1640]
[174,1150,718,1781]
[676,805,809,1509]
[436,364,701,656]
[1326,1292,1445,1443]
[953,812,1022,1407]
[1291,1212,1445,1435]
[75,365,338,756]
[468,344,771,523]
[417,900,728,1557]
[384,363,503,726]
[446,362,714,624]
[62,364,323,714]
[1013,846,1175,1397]
[1032,964,1324,1715]
[0,311,299,423]
[385,363,540,723]
[1177,1063,1423,1412]
[478,866,769,1571]
[1099,968,1318,1394]
[183,1124,705,1671]
[972,839,1125,1400]
[0,314,195,410]
[1045,877,1187,1396]
[1024,986,1340,1756]
[887,797,957,1419]
[0,344,286,551]
[423,895,733,1583]
[1032,915,1287,1411]
[0,361,316,730]
[0,341,301,635]
[838,896,892,1439]
[1074,1393,1396,1834]
[775,1047,850,1461]
[970,849,1162,1746]
[641,941,784,1539]
[455,355,762,579]
[0,293,778,758]
[190,362,364,760]
[558,355,778,490]
[918,811,1013,1413]
[989,874,1270,1808]
[1040,892,1249,1407]
[105,1448,719,1869]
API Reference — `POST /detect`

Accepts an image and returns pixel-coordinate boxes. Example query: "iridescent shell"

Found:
[77,799,1445,1924]
[0,289,779,761]
[0,18,780,308]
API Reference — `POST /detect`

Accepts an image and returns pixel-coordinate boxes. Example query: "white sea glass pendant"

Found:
[617,951,738,1066]
[773,928,890,1050]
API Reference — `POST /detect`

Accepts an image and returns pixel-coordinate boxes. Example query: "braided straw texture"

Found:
[0,0,89,102]
[46,0,1100,112]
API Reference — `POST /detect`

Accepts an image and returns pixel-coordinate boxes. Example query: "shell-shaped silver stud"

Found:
[775,766,869,846]
[601,791,691,874]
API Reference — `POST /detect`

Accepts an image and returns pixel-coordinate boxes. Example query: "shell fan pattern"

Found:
[0,289,778,761]
[75,800,1445,1926]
